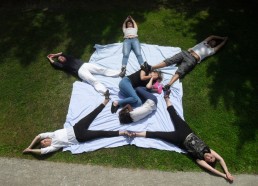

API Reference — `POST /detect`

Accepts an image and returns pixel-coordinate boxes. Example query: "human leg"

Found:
[85,63,120,77]
[164,96,192,134]
[78,64,107,94]
[131,38,144,65]
[73,96,110,137]
[175,51,197,79]
[122,39,132,67]
[118,78,142,107]
[135,86,157,105]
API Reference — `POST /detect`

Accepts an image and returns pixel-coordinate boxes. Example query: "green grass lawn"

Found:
[0,0,257,174]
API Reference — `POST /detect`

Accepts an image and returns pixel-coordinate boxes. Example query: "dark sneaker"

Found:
[119,67,126,78]
[141,61,152,73]
[104,90,110,100]
[164,89,171,99]
[162,84,171,91]
[111,102,119,113]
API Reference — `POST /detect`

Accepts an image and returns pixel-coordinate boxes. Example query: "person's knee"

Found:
[134,98,142,107]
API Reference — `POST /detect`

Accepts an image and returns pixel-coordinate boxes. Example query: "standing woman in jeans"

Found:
[119,16,145,77]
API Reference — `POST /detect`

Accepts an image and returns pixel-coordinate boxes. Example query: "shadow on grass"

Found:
[1,0,257,156]
[161,0,258,152]
[0,0,160,66]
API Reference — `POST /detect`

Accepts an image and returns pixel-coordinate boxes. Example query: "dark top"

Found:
[183,133,211,160]
[127,70,151,88]
[51,54,84,76]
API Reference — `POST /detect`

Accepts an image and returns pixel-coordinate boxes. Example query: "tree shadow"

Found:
[0,0,160,66]
[162,0,258,151]
[1,0,257,157]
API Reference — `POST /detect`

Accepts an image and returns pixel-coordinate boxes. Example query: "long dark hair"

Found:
[126,20,134,28]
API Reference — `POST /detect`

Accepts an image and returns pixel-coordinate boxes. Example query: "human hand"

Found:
[128,15,132,19]
[47,54,55,58]
[23,148,31,154]
[226,172,234,182]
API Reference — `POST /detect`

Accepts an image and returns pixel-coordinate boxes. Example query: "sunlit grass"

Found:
[0,1,257,174]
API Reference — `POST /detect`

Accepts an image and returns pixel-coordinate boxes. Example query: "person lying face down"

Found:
[119,86,158,124]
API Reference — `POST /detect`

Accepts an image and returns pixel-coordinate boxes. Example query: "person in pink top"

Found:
[142,35,228,90]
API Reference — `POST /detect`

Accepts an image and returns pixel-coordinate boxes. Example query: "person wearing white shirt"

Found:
[119,16,145,77]
[142,35,228,90]
[23,92,129,155]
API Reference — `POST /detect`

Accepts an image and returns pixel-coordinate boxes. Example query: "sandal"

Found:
[164,90,171,99]
[104,90,110,100]
[111,102,119,113]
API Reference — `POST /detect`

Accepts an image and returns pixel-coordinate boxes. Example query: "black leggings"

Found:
[73,104,119,142]
[146,105,192,147]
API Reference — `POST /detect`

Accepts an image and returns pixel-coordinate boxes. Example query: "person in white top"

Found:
[142,35,228,90]
[119,16,145,77]
[118,86,160,124]
[23,92,129,155]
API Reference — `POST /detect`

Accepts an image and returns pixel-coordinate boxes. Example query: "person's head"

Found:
[207,39,217,48]
[57,55,67,63]
[204,152,216,163]
[40,138,52,148]
[126,20,134,28]
[150,70,163,82]
[119,109,133,124]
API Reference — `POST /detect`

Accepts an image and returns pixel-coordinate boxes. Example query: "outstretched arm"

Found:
[204,35,228,53]
[130,16,138,29]
[122,16,131,29]
[23,135,42,155]
[210,149,234,181]
[196,152,234,182]
[196,159,229,180]
[213,37,228,53]
[47,52,62,63]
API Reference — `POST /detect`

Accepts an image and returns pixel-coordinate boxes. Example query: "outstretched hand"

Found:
[226,172,234,182]
[23,148,31,154]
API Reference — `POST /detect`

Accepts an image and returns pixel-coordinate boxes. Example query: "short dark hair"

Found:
[119,110,133,124]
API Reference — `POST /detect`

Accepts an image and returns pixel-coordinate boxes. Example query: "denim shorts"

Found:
[164,50,197,78]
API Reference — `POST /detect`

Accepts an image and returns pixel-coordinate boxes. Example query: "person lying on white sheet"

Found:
[119,86,160,124]
[125,90,234,182]
[47,52,120,95]
[23,92,129,155]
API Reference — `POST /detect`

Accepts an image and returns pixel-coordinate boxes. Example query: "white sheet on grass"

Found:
[63,43,185,154]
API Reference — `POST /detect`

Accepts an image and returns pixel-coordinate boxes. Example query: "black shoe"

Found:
[119,67,126,78]
[162,84,171,91]
[104,90,110,100]
[111,102,119,113]
[141,61,152,73]
[164,89,171,99]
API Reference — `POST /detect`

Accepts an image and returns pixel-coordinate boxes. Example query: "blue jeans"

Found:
[118,77,142,107]
[122,38,144,66]
[135,87,158,105]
